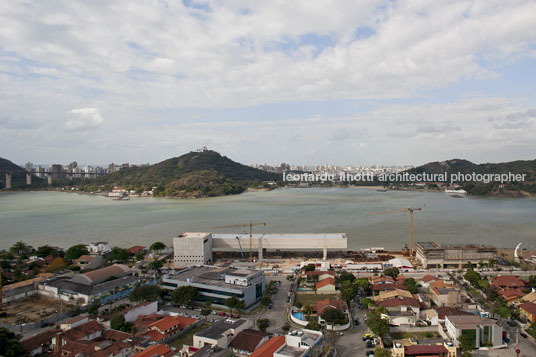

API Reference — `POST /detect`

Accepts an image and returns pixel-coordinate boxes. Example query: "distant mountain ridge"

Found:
[87,150,282,198]
[406,158,536,196]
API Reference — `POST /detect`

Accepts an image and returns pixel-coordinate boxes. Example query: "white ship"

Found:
[445,189,467,195]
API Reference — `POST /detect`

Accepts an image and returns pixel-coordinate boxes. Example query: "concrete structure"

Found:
[193,318,248,348]
[74,254,105,270]
[211,233,347,260]
[445,315,503,348]
[431,287,461,308]
[5,172,11,189]
[162,266,266,307]
[173,232,213,267]
[86,241,112,255]
[392,342,456,357]
[1,274,52,304]
[415,242,496,268]
[39,264,152,305]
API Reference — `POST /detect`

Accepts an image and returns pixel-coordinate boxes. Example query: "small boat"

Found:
[112,196,130,200]
[376,189,388,192]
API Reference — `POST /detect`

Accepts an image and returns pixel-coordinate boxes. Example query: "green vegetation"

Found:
[129,285,162,302]
[78,150,281,198]
[257,318,271,332]
[88,298,101,315]
[110,314,132,332]
[321,308,348,326]
[0,327,24,357]
[383,267,399,279]
[374,348,392,357]
[108,247,129,262]
[149,242,166,255]
[365,311,389,338]
[406,158,536,196]
[305,321,322,331]
[171,286,199,306]
[225,296,245,314]
[168,323,211,348]
[403,277,419,294]
[65,244,89,261]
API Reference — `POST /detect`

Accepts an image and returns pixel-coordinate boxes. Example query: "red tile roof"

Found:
[316,277,336,289]
[127,245,146,254]
[21,329,60,353]
[499,288,525,298]
[250,336,285,357]
[405,345,448,354]
[422,275,440,283]
[520,302,536,315]
[378,297,421,308]
[491,275,525,288]
[148,315,196,332]
[436,307,472,320]
[229,329,269,352]
[305,271,335,278]
[134,344,173,357]
[62,320,103,341]
[317,298,344,315]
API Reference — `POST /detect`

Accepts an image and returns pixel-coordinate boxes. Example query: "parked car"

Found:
[366,351,375,357]
[520,332,528,338]
[365,341,374,349]
[268,303,273,309]
[218,312,226,316]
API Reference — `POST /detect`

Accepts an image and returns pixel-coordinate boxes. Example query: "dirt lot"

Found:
[0,295,76,325]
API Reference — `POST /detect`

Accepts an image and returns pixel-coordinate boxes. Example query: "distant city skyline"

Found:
[1,1,535,166]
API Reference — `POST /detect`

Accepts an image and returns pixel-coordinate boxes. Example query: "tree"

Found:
[494,306,511,319]
[321,308,347,327]
[459,333,474,354]
[339,271,355,283]
[257,318,271,332]
[478,279,490,290]
[171,286,199,306]
[305,321,322,331]
[135,252,145,261]
[88,298,100,315]
[365,312,389,338]
[130,285,162,302]
[261,296,271,307]
[303,264,316,272]
[303,304,313,318]
[354,278,371,294]
[383,267,399,279]
[341,280,359,301]
[9,241,33,257]
[403,278,419,294]
[0,327,24,357]
[149,242,166,256]
[65,244,89,261]
[36,245,58,258]
[108,247,129,262]
[225,296,241,314]
[464,270,481,287]
[111,314,126,330]
[374,348,392,357]
[148,259,164,274]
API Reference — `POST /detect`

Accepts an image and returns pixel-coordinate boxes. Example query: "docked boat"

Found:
[445,189,467,196]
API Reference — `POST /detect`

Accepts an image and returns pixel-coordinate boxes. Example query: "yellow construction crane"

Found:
[368,208,422,262]
[212,221,267,262]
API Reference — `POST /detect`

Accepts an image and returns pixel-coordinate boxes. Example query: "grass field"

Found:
[294,293,339,306]
[168,323,211,349]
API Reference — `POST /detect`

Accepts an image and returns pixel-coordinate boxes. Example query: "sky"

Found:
[1,0,535,166]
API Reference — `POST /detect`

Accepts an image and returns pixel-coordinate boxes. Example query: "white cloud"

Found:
[66,108,104,130]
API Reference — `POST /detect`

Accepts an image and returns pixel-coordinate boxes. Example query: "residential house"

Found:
[491,276,526,290]
[373,289,414,302]
[86,242,112,255]
[193,318,249,349]
[139,315,197,343]
[520,302,536,325]
[499,288,525,304]
[74,255,105,270]
[431,287,461,308]
[229,329,270,355]
[378,297,421,326]
[522,291,536,304]
[445,315,504,349]
[316,298,345,315]
[316,277,336,294]
[250,331,322,357]
[21,329,60,356]
[392,342,457,357]
[133,344,174,357]
[304,271,335,282]
[250,336,286,357]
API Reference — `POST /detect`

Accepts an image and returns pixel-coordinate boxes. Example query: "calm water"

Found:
[0,188,535,250]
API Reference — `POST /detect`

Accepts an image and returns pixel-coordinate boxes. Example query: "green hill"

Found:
[406,158,536,196]
[84,150,282,198]
[0,157,44,189]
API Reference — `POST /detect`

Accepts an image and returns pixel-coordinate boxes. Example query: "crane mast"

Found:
[368,208,422,262]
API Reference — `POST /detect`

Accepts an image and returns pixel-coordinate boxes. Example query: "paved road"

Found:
[262,275,293,333]
[335,302,370,357]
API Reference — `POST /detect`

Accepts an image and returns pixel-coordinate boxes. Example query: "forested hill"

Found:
[85,150,282,198]
[406,158,536,196]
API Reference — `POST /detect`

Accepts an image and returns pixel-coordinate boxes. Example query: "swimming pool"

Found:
[292,312,305,320]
